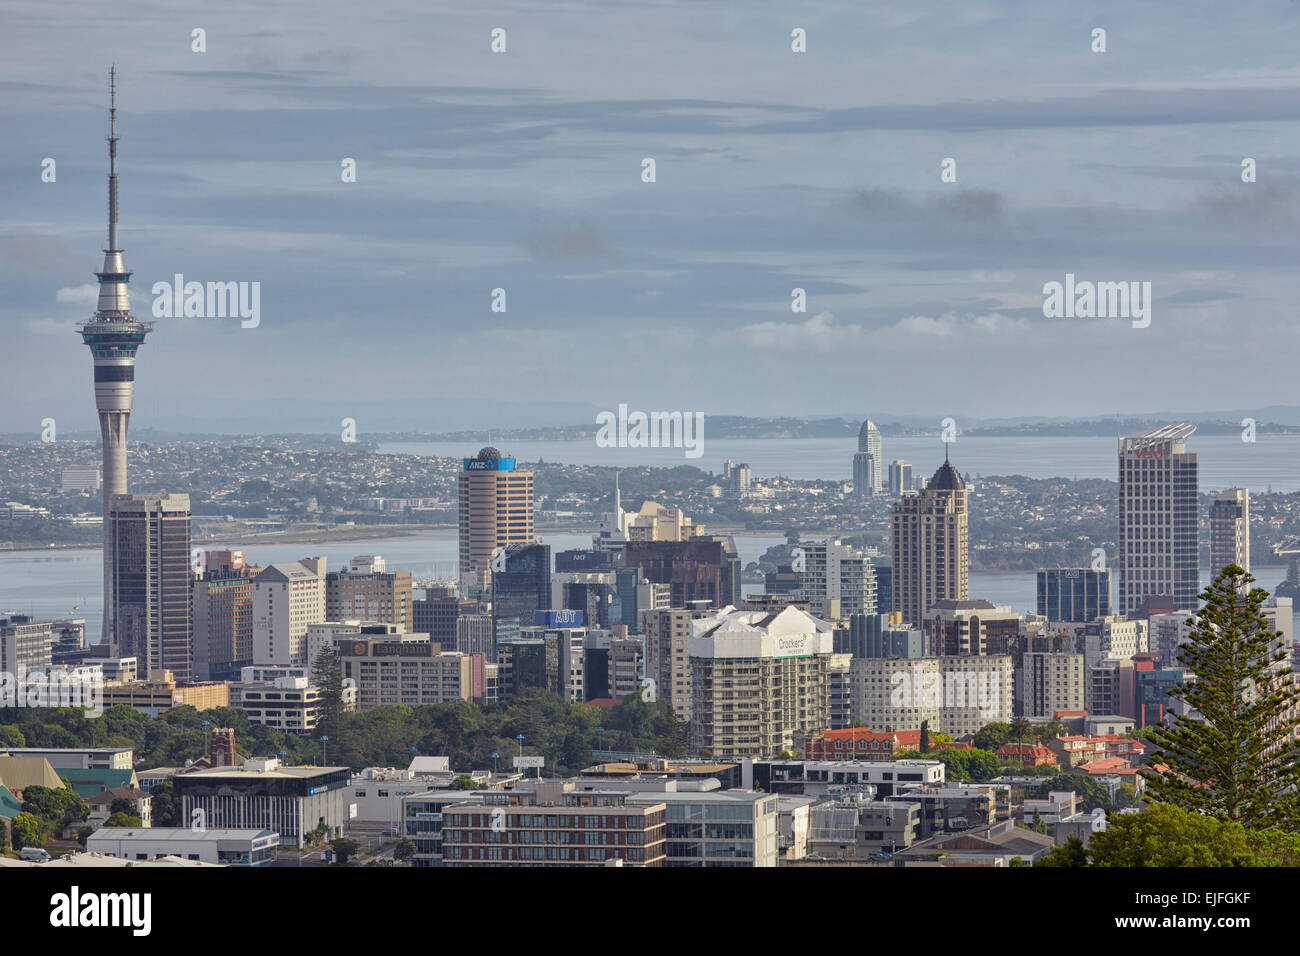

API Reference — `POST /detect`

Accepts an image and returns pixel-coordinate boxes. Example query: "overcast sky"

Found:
[4,1,1300,434]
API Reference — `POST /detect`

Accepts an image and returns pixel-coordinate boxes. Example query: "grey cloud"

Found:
[524,219,617,261]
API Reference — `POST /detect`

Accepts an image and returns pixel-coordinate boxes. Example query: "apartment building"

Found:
[440,782,666,867]
[325,555,413,629]
[688,605,834,760]
[253,559,326,666]
[643,603,715,721]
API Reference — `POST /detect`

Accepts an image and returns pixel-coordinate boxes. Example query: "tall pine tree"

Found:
[1141,565,1300,829]
[312,644,345,745]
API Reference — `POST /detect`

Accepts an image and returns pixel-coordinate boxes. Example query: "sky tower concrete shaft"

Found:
[77,67,153,645]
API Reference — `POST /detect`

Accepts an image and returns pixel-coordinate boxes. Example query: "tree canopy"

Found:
[1141,565,1300,828]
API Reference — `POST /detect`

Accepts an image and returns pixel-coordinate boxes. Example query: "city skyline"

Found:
[3,2,1300,889]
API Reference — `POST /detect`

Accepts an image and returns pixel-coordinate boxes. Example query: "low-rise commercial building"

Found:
[86,826,279,866]
[440,781,667,867]
[805,793,920,861]
[623,787,779,867]
[747,758,944,798]
[0,747,133,771]
[172,757,349,848]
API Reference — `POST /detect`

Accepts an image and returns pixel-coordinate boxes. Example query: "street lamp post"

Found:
[320,735,329,765]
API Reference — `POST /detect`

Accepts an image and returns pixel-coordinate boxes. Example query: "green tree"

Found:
[21,782,88,834]
[105,811,142,828]
[149,780,181,827]
[1010,716,1032,753]
[11,812,45,850]
[1035,834,1089,867]
[311,645,345,744]
[450,774,484,790]
[393,838,416,862]
[964,749,1001,783]
[330,837,360,865]
[1141,566,1300,828]
[1115,782,1139,811]
[1084,803,1300,867]
[1035,718,1067,742]
[76,825,94,848]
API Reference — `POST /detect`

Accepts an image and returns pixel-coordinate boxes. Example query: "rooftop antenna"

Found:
[107,64,119,252]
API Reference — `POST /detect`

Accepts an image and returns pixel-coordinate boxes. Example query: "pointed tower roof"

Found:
[858,419,881,452]
[928,454,964,491]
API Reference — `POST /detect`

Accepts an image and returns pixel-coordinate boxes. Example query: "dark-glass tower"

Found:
[78,68,152,645]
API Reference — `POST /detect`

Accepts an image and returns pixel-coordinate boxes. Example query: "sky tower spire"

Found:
[79,68,153,646]
[107,64,119,252]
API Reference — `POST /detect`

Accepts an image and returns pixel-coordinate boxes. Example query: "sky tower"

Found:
[78,67,152,645]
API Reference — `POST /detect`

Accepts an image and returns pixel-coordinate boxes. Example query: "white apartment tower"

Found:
[688,605,834,759]
[1117,424,1199,615]
[798,538,877,621]
[853,419,884,499]
[253,559,326,666]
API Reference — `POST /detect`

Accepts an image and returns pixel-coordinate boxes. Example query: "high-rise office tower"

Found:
[926,598,1020,656]
[643,603,717,721]
[853,419,884,499]
[1117,424,1199,615]
[1018,652,1086,719]
[79,70,153,646]
[797,538,877,621]
[0,615,54,682]
[413,593,475,647]
[192,549,257,681]
[458,447,534,595]
[1037,568,1111,622]
[1210,488,1250,584]
[891,454,968,627]
[887,460,912,498]
[623,537,740,608]
[325,555,413,628]
[491,543,552,642]
[108,493,192,680]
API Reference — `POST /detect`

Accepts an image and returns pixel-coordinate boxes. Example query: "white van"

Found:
[20,847,52,862]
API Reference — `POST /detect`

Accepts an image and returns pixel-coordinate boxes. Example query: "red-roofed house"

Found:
[995,743,1057,767]
[1047,734,1148,768]
[802,728,922,761]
